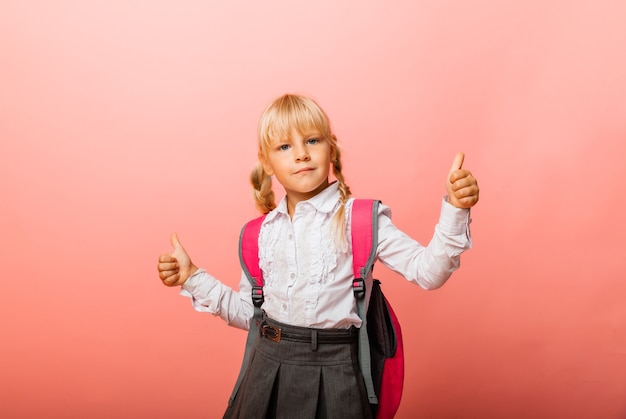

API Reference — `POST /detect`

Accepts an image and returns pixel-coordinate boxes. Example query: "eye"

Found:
[307,138,320,145]
[278,144,291,151]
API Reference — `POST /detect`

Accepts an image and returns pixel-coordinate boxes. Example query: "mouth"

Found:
[295,167,314,174]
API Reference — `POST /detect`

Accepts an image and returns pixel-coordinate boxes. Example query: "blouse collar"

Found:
[267,182,340,222]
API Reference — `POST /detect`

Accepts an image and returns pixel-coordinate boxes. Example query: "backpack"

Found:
[229,199,404,418]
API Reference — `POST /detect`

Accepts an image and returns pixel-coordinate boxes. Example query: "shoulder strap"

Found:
[239,214,266,307]
[351,199,381,405]
[351,199,379,280]
[228,214,266,407]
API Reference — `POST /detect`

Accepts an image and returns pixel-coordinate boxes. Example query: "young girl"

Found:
[157,94,479,418]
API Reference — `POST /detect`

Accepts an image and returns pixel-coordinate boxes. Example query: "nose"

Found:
[294,145,310,162]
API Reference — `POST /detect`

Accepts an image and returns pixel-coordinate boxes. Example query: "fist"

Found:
[157,233,198,287]
[446,152,479,209]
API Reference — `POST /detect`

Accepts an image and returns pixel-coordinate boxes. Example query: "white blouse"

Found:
[180,183,472,330]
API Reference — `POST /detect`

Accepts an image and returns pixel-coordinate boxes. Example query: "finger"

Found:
[455,185,478,199]
[162,273,181,286]
[450,172,474,190]
[158,254,176,263]
[450,169,475,186]
[449,152,465,173]
[455,194,479,208]
[453,183,479,203]
[159,269,179,280]
[170,232,183,251]
[158,262,178,272]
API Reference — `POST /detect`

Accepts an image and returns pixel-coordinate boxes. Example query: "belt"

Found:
[258,319,356,350]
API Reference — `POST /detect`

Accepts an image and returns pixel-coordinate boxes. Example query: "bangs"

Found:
[258,95,331,151]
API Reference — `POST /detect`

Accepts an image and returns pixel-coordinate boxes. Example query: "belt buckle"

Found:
[261,324,281,343]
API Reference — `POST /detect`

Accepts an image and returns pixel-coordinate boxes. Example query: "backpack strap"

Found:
[239,215,266,308]
[228,214,266,407]
[351,199,381,405]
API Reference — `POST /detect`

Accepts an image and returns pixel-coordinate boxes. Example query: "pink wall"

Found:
[2,1,625,417]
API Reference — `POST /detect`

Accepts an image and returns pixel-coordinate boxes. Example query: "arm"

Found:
[376,152,479,289]
[180,270,253,330]
[157,233,253,330]
[376,199,471,289]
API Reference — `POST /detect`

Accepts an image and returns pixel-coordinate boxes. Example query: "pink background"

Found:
[2,1,625,417]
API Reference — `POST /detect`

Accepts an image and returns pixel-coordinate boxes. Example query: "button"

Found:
[290,273,295,279]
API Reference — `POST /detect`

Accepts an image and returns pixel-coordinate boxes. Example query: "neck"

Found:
[285,179,330,219]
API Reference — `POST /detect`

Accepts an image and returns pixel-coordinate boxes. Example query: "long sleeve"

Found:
[376,196,472,290]
[179,269,254,330]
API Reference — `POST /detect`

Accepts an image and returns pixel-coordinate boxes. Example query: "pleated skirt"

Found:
[224,317,373,419]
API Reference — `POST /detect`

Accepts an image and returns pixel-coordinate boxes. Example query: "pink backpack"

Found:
[230,199,404,418]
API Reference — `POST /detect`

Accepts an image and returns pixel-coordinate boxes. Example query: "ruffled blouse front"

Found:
[258,183,344,326]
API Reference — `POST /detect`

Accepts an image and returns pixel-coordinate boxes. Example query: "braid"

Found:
[333,148,352,204]
[250,162,276,214]
[330,147,352,251]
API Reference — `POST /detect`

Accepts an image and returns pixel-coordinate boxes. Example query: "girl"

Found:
[157,94,479,418]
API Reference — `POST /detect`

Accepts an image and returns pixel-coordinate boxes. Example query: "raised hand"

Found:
[157,233,198,287]
[446,152,479,209]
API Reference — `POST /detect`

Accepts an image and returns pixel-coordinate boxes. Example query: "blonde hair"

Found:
[250,94,352,247]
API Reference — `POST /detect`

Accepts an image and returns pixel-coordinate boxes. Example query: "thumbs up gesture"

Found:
[446,152,479,209]
[157,233,198,287]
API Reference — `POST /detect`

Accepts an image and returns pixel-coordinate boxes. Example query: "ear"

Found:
[259,152,274,176]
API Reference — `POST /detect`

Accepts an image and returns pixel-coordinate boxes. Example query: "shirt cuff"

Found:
[438,196,471,236]
[180,268,208,297]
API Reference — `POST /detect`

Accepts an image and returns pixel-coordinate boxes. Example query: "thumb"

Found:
[170,232,183,251]
[449,152,465,173]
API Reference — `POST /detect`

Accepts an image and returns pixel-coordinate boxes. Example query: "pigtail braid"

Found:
[250,162,276,214]
[330,147,352,251]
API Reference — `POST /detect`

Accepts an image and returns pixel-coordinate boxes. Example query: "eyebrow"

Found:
[299,131,322,138]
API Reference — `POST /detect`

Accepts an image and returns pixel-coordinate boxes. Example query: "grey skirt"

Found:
[224,317,373,419]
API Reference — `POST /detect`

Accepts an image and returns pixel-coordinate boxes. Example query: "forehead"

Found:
[264,110,327,144]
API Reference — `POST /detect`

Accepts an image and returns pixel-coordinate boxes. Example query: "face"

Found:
[261,128,335,206]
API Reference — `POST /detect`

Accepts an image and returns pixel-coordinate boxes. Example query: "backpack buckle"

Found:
[353,277,365,299]
[251,285,264,307]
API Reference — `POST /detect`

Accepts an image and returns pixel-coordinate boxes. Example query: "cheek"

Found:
[268,157,290,176]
